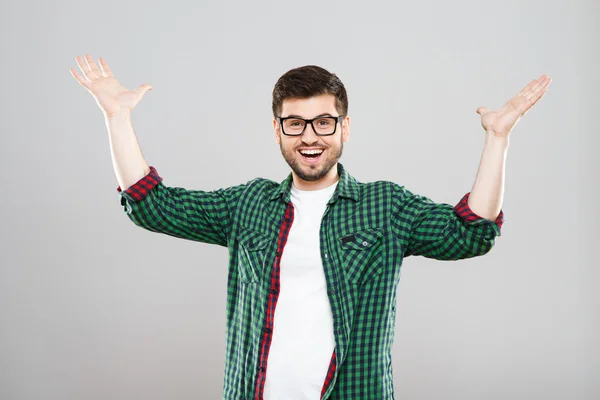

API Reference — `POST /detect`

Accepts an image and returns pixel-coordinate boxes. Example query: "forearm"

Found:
[468,132,510,221]
[105,110,150,191]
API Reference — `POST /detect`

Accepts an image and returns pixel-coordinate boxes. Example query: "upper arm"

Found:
[390,184,504,260]
[117,166,247,247]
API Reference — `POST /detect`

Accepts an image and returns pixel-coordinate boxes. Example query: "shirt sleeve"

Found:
[117,166,247,247]
[391,185,504,260]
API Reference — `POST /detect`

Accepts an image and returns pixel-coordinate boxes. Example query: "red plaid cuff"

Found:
[453,192,504,231]
[116,166,163,202]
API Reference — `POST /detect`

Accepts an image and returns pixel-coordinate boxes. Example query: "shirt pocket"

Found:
[236,226,270,284]
[338,228,384,286]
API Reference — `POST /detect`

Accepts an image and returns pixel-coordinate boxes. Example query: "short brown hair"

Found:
[272,65,348,117]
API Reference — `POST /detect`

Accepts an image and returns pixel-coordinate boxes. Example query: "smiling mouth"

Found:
[298,149,325,159]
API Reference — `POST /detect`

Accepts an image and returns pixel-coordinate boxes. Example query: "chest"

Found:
[233,197,395,287]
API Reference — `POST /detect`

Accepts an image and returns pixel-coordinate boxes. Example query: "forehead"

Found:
[280,94,337,118]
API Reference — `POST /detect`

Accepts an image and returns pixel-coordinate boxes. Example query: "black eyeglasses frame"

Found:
[276,115,345,136]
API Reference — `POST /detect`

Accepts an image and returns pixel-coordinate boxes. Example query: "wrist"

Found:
[104,109,131,121]
[485,131,510,149]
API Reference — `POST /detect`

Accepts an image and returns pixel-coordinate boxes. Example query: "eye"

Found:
[287,119,303,127]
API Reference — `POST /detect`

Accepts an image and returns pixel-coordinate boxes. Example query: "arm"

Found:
[70,54,154,190]
[117,167,247,246]
[106,110,152,191]
[468,74,551,220]
[71,54,241,245]
[391,185,503,260]
[392,74,552,260]
[466,134,508,221]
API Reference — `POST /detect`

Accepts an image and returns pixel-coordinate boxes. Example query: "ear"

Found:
[342,115,351,143]
[273,117,281,145]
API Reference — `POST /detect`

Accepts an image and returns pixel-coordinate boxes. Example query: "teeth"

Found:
[299,149,324,155]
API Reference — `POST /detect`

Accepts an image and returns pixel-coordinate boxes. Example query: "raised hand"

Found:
[70,54,153,118]
[476,74,552,138]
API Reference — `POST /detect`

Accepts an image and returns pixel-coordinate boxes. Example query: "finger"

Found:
[516,79,537,98]
[519,74,549,98]
[525,76,550,102]
[84,54,101,79]
[526,75,551,98]
[529,75,547,91]
[538,75,552,90]
[520,86,548,116]
[531,88,547,107]
[70,68,91,88]
[528,85,548,105]
[134,84,153,98]
[98,57,114,77]
[75,55,94,81]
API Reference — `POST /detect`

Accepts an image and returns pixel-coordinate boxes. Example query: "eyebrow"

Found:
[283,113,334,119]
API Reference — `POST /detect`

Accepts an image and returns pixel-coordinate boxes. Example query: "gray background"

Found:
[1,0,598,399]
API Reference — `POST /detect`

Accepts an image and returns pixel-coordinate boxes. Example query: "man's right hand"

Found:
[70,54,152,118]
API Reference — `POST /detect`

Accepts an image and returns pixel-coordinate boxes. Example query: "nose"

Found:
[301,122,319,145]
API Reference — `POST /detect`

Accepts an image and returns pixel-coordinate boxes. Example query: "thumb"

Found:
[476,107,488,115]
[134,84,153,98]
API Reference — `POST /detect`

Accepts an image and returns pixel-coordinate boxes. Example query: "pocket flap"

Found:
[340,228,383,250]
[237,226,269,251]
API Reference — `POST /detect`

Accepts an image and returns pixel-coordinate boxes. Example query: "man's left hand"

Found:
[476,74,552,138]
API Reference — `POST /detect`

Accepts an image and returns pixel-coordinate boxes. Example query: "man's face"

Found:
[273,94,350,183]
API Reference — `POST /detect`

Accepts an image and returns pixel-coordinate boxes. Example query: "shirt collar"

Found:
[269,162,360,204]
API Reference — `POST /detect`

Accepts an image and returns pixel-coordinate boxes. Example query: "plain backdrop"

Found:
[0,0,598,399]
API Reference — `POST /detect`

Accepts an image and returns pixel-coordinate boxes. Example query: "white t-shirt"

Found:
[263,180,338,400]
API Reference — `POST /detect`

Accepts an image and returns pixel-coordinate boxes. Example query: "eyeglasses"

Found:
[276,115,344,136]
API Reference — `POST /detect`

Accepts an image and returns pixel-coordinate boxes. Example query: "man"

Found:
[70,54,551,399]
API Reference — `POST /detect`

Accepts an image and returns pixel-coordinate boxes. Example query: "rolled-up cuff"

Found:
[453,192,504,236]
[116,166,163,205]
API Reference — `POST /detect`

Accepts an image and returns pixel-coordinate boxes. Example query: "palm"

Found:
[476,74,551,137]
[70,54,152,117]
[87,76,139,114]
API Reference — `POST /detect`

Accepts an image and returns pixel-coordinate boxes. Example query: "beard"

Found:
[280,136,343,182]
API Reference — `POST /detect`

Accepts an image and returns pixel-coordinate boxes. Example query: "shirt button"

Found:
[362,241,368,247]
[324,254,328,259]
[258,366,265,372]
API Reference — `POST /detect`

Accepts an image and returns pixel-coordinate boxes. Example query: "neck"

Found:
[292,163,340,191]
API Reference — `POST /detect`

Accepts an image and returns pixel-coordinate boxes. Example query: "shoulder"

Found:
[228,176,282,202]
[245,176,280,192]
[213,176,276,193]
[355,178,411,199]
[354,179,427,219]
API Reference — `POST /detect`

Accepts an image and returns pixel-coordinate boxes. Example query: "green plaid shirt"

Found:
[117,163,503,399]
